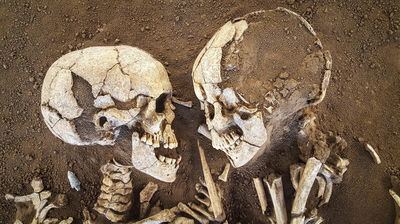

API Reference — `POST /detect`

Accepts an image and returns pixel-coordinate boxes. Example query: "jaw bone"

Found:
[131,132,179,183]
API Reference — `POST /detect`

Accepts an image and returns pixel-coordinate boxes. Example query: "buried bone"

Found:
[291,157,322,224]
[198,141,226,222]
[139,182,159,219]
[253,177,268,215]
[94,160,133,222]
[41,46,181,183]
[191,8,332,168]
[5,177,73,224]
[264,174,288,224]
[218,163,231,182]
[364,143,382,164]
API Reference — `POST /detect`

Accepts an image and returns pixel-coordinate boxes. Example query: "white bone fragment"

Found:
[291,157,322,222]
[188,202,214,221]
[94,94,115,109]
[290,164,304,191]
[253,177,268,214]
[172,217,195,224]
[140,182,159,219]
[132,207,179,224]
[178,202,209,224]
[264,174,288,224]
[389,189,400,224]
[318,175,332,207]
[315,176,326,199]
[198,141,226,222]
[172,96,193,108]
[198,124,212,140]
[67,171,81,191]
[218,163,231,182]
[365,143,381,164]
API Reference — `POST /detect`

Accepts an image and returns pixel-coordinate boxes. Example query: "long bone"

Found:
[197,141,226,222]
[264,174,288,224]
[291,157,322,224]
[253,177,268,214]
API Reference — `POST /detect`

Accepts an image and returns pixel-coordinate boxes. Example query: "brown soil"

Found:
[0,0,399,223]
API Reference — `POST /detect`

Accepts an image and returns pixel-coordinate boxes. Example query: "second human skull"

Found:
[192,8,332,167]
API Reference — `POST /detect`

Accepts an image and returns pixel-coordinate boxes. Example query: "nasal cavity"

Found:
[155,93,169,113]
[99,116,107,127]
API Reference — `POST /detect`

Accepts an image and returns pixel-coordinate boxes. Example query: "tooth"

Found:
[235,139,241,146]
[141,134,147,143]
[165,157,172,164]
[225,133,235,145]
[153,134,160,148]
[171,159,176,165]
[158,155,166,162]
[230,132,239,142]
[146,134,153,145]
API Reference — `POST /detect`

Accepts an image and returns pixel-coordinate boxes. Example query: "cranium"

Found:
[192,8,331,167]
[41,45,180,182]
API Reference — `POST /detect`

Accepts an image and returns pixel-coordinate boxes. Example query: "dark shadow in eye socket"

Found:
[99,116,107,127]
[240,112,251,120]
[156,93,169,113]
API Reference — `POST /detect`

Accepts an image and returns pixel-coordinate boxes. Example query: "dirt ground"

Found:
[0,0,399,223]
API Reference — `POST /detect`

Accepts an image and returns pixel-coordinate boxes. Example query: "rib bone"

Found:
[197,141,226,222]
[264,174,288,224]
[291,157,322,223]
[253,177,268,214]
[389,189,400,224]
[178,202,209,224]
[365,143,381,164]
[172,96,193,108]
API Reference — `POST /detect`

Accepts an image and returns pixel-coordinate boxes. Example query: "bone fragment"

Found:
[389,189,400,224]
[140,182,159,219]
[178,202,209,224]
[188,202,214,221]
[172,217,195,224]
[264,174,288,224]
[290,164,304,191]
[253,177,268,214]
[291,157,322,223]
[318,176,332,207]
[132,207,179,224]
[313,176,325,200]
[364,143,381,164]
[197,141,226,222]
[67,171,81,191]
[218,163,231,182]
[198,124,212,140]
[172,96,193,108]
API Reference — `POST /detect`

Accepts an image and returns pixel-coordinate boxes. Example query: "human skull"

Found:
[192,8,332,167]
[41,46,180,182]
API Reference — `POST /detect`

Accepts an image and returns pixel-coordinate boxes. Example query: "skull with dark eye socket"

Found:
[41,45,181,182]
[192,8,331,168]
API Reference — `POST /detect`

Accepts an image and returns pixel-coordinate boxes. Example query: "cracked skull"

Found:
[192,8,332,167]
[41,45,181,182]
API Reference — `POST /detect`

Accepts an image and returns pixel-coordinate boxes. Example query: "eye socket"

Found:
[207,103,215,120]
[155,93,169,113]
[99,116,107,127]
